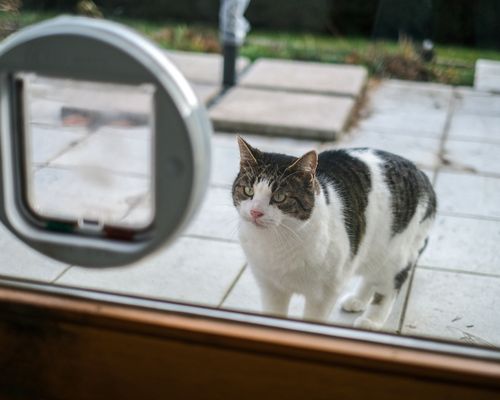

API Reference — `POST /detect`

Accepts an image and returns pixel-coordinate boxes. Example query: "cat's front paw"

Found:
[341,295,367,313]
[354,316,382,331]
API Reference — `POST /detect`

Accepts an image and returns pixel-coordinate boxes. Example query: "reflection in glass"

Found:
[19,74,155,230]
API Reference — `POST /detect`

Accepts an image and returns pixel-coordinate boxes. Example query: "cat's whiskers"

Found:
[279,221,304,245]
[268,228,297,263]
[270,225,303,260]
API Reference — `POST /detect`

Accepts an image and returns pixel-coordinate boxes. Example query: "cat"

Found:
[232,136,436,330]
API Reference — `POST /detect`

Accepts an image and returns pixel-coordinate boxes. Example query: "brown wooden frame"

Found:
[1,280,499,399]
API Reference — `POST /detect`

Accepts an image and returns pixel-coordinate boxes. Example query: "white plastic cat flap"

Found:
[0,17,212,267]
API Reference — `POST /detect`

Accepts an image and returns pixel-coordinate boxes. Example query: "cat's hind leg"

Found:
[354,285,399,330]
[354,255,412,330]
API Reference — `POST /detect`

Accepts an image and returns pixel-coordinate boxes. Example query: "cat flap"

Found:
[0,17,212,267]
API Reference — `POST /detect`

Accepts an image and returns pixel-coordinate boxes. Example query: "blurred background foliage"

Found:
[2,0,500,86]
[18,0,500,49]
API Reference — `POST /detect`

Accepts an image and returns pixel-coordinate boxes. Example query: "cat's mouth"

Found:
[244,216,270,228]
[252,219,268,228]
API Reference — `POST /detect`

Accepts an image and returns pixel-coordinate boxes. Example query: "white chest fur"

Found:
[238,191,350,299]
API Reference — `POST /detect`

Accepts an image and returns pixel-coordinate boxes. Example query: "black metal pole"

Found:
[222,43,238,87]
[219,0,250,88]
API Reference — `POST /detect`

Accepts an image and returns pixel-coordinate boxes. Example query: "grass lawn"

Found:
[2,10,500,86]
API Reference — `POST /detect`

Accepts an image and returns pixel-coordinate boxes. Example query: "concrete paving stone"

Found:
[0,223,69,282]
[51,127,151,176]
[474,59,500,93]
[402,268,500,348]
[185,186,239,242]
[29,98,64,125]
[211,141,240,187]
[32,167,150,226]
[191,82,220,104]
[165,50,250,84]
[239,58,367,97]
[213,132,322,155]
[448,114,500,144]
[444,140,500,176]
[210,87,355,140]
[56,237,246,306]
[454,88,500,116]
[338,128,441,169]
[435,171,500,219]
[357,108,448,139]
[30,125,88,164]
[222,268,408,333]
[366,79,453,112]
[421,215,500,276]
[119,193,152,227]
[25,74,154,115]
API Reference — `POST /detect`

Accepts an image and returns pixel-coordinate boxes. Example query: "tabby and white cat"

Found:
[232,137,436,330]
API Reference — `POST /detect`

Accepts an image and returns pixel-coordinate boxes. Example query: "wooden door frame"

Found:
[1,278,499,399]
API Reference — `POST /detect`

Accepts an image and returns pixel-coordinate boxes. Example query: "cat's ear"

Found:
[287,150,318,176]
[237,136,260,167]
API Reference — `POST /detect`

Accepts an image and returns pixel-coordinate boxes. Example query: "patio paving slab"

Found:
[366,79,453,112]
[191,82,220,104]
[402,268,500,348]
[211,141,240,187]
[0,224,69,282]
[448,114,500,144]
[337,128,441,169]
[356,109,448,139]
[31,126,88,164]
[52,129,150,176]
[444,140,500,176]
[455,88,500,116]
[213,132,322,156]
[474,59,500,93]
[31,167,149,225]
[165,50,250,84]
[56,237,246,306]
[210,87,355,140]
[421,215,500,276]
[239,58,367,98]
[185,186,239,242]
[357,80,452,139]
[435,171,500,219]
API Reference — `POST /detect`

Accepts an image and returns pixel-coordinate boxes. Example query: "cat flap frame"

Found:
[0,17,212,267]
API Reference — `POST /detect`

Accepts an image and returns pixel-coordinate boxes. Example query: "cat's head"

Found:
[232,136,319,229]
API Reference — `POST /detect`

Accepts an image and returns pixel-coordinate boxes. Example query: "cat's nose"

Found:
[250,209,264,220]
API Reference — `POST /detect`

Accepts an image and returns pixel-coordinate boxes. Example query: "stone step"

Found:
[239,58,367,98]
[164,52,367,139]
[209,87,355,140]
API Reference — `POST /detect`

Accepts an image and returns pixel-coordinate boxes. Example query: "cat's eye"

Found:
[244,186,254,197]
[272,192,286,203]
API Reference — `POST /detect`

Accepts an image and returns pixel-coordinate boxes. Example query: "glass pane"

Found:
[1,3,500,360]
[19,74,155,230]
